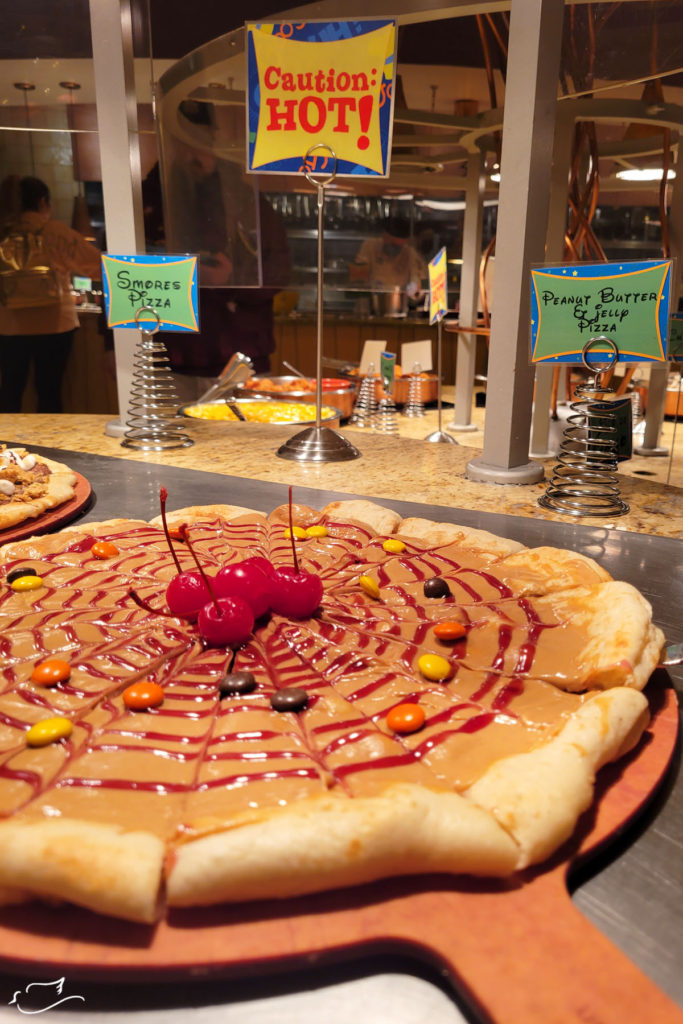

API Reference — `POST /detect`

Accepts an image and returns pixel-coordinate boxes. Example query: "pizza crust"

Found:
[322,500,403,536]
[149,504,263,528]
[396,517,525,559]
[465,687,650,867]
[0,818,164,922]
[166,784,519,907]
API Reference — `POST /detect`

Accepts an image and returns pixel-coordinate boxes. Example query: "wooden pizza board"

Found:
[0,472,92,545]
[0,674,679,1024]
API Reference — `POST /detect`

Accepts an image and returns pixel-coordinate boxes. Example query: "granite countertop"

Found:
[3,413,682,539]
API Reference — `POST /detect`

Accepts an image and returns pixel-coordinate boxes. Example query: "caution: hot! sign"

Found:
[246,20,396,177]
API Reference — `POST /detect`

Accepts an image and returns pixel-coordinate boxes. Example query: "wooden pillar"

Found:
[467,0,565,485]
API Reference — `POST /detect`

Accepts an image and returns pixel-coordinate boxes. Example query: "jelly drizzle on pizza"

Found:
[0,500,664,922]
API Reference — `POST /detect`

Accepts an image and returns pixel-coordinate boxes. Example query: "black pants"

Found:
[0,330,75,413]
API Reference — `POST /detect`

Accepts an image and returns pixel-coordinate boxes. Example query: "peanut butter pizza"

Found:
[0,497,664,923]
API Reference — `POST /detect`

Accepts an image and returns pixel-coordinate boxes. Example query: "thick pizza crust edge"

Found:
[538,581,665,691]
[0,819,164,923]
[396,517,525,559]
[322,500,403,535]
[149,505,265,528]
[166,784,519,907]
[465,687,650,867]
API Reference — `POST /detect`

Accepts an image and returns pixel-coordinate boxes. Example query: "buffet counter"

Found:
[4,413,682,539]
[1,415,682,1023]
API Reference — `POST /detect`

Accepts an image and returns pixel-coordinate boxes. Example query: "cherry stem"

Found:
[159,487,182,573]
[178,524,221,615]
[288,484,299,574]
[128,588,173,617]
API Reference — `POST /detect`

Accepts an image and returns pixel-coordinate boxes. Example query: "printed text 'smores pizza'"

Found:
[0,500,664,923]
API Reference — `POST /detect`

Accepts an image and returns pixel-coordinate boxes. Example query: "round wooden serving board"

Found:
[0,472,92,545]
[0,676,680,1024]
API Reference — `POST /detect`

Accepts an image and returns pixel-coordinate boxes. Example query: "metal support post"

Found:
[467,0,565,485]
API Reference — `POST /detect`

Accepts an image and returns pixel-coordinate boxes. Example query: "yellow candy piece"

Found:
[283,526,307,540]
[417,654,453,682]
[382,538,406,554]
[305,525,329,538]
[26,716,73,747]
[11,575,44,592]
[359,575,380,599]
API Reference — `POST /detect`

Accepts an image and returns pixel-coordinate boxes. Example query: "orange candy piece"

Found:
[30,658,71,686]
[92,540,120,560]
[433,621,467,642]
[122,680,164,710]
[386,702,426,734]
[168,527,185,541]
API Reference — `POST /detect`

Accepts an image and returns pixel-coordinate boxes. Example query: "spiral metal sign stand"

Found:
[121,307,194,451]
[538,337,629,517]
[277,144,360,463]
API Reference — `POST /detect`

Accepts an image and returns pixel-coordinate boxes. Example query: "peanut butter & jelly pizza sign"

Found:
[530,259,673,364]
[246,20,396,177]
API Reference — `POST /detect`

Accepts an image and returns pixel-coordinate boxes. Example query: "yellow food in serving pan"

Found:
[182,401,338,423]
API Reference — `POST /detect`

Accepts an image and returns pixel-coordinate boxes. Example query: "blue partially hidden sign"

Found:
[101,254,199,332]
[530,259,672,364]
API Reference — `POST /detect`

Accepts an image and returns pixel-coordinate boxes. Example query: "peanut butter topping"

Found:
[0,508,640,841]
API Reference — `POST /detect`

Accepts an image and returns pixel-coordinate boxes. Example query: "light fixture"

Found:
[14,82,36,174]
[616,168,676,182]
[59,80,96,240]
[490,172,501,183]
[415,199,466,211]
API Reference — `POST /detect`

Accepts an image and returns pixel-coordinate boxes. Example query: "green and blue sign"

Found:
[101,254,199,332]
[530,259,672,364]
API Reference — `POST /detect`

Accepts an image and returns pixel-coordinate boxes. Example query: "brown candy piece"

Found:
[423,576,452,599]
[270,687,308,713]
[219,670,257,697]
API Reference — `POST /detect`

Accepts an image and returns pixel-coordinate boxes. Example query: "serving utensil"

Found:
[282,360,305,378]
[195,352,254,405]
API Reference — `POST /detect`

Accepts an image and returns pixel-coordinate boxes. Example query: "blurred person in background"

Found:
[0,175,101,413]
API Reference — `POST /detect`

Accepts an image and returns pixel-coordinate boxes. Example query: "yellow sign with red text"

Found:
[247,21,395,177]
[428,248,448,325]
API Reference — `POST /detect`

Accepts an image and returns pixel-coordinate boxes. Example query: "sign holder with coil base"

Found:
[121,307,193,451]
[538,337,629,517]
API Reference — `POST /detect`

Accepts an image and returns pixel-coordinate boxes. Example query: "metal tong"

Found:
[195,353,255,416]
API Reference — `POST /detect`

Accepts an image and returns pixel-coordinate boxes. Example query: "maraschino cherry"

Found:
[158,487,212,620]
[177,523,254,646]
[214,560,272,619]
[269,487,323,619]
